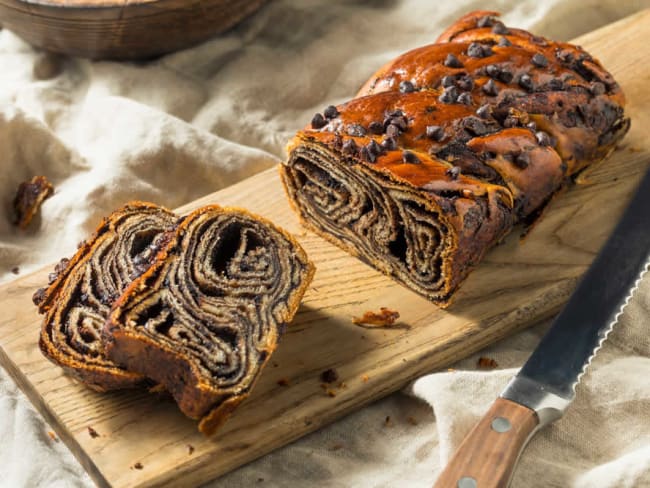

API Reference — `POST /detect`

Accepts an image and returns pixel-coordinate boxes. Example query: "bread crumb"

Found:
[447,368,455,372]
[187,444,195,455]
[384,416,392,427]
[87,426,99,438]
[257,478,265,483]
[477,357,499,369]
[352,308,400,327]
[361,374,369,383]
[133,462,143,470]
[47,431,59,442]
[320,368,339,383]
[328,443,344,451]
[12,176,54,229]
[326,389,337,397]
[11,266,19,275]
[277,378,290,387]
[406,416,418,426]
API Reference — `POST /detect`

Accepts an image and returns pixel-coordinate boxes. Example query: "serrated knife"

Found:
[433,168,650,488]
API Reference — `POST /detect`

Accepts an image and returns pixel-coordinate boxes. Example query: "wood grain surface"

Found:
[0,10,649,488]
[0,0,267,59]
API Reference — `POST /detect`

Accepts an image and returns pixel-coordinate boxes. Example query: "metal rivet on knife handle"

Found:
[491,417,512,433]
[457,477,477,488]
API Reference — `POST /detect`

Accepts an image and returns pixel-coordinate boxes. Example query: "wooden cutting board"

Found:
[1,10,649,488]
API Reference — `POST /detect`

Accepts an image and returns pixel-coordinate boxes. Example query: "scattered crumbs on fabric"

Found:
[47,431,59,442]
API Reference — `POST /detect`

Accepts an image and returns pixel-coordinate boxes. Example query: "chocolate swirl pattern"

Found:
[281,10,629,306]
[36,202,177,391]
[103,205,314,435]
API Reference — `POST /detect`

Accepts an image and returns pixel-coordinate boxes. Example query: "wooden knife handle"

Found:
[433,398,539,488]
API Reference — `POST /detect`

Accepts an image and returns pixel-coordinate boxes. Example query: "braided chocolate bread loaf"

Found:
[281,10,629,306]
[35,202,177,391]
[103,205,314,435]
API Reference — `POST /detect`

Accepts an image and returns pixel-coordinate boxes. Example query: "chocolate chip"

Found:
[492,22,509,35]
[477,15,495,28]
[514,152,530,168]
[387,109,404,118]
[503,116,519,128]
[467,42,492,58]
[476,104,492,119]
[482,79,499,96]
[535,131,551,146]
[498,36,512,47]
[439,86,458,104]
[518,74,533,91]
[486,64,501,79]
[54,257,69,274]
[590,81,606,95]
[386,124,401,138]
[48,272,58,285]
[402,150,421,164]
[456,75,474,91]
[388,116,408,131]
[441,75,456,88]
[446,166,461,180]
[311,113,327,129]
[526,121,537,131]
[360,146,375,163]
[323,105,339,119]
[462,116,488,136]
[426,125,444,141]
[531,35,547,46]
[342,139,357,155]
[444,53,463,68]
[532,53,548,68]
[381,136,398,150]
[556,49,574,64]
[347,124,366,137]
[399,80,416,93]
[498,69,514,84]
[32,287,47,306]
[367,139,383,157]
[548,78,564,90]
[320,368,339,383]
[457,92,472,105]
[369,121,384,134]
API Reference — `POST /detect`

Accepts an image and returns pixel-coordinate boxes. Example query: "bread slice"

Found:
[103,205,315,435]
[35,202,177,391]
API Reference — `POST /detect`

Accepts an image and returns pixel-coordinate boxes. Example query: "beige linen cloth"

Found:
[1,1,649,486]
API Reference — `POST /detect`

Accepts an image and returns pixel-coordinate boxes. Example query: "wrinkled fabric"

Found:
[0,1,648,486]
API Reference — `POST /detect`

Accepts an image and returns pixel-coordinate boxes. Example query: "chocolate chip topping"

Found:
[456,75,474,91]
[399,80,416,93]
[444,53,463,68]
[518,74,534,91]
[461,116,489,136]
[367,139,383,157]
[498,36,512,47]
[514,152,531,168]
[369,121,384,134]
[477,15,495,28]
[441,75,455,88]
[457,92,472,105]
[381,136,398,150]
[492,22,509,35]
[499,69,514,84]
[535,131,552,146]
[402,150,421,164]
[482,79,499,96]
[342,139,357,155]
[347,124,367,137]
[324,105,339,119]
[32,287,47,306]
[548,78,564,90]
[486,64,501,79]
[426,125,444,141]
[311,113,327,129]
[386,124,401,138]
[476,104,492,119]
[446,166,461,180]
[526,121,537,131]
[531,53,548,68]
[439,86,459,104]
[467,42,493,58]
[360,145,376,163]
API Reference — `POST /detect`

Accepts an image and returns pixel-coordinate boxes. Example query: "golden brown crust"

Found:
[36,201,177,391]
[104,205,314,434]
[281,11,629,306]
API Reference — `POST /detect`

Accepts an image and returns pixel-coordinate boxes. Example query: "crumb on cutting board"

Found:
[132,462,143,470]
[277,378,290,387]
[320,368,339,384]
[87,426,99,439]
[187,444,195,455]
[352,308,400,327]
[477,357,499,369]
[12,175,54,229]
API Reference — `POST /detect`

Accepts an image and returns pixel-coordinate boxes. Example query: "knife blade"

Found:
[433,168,650,488]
